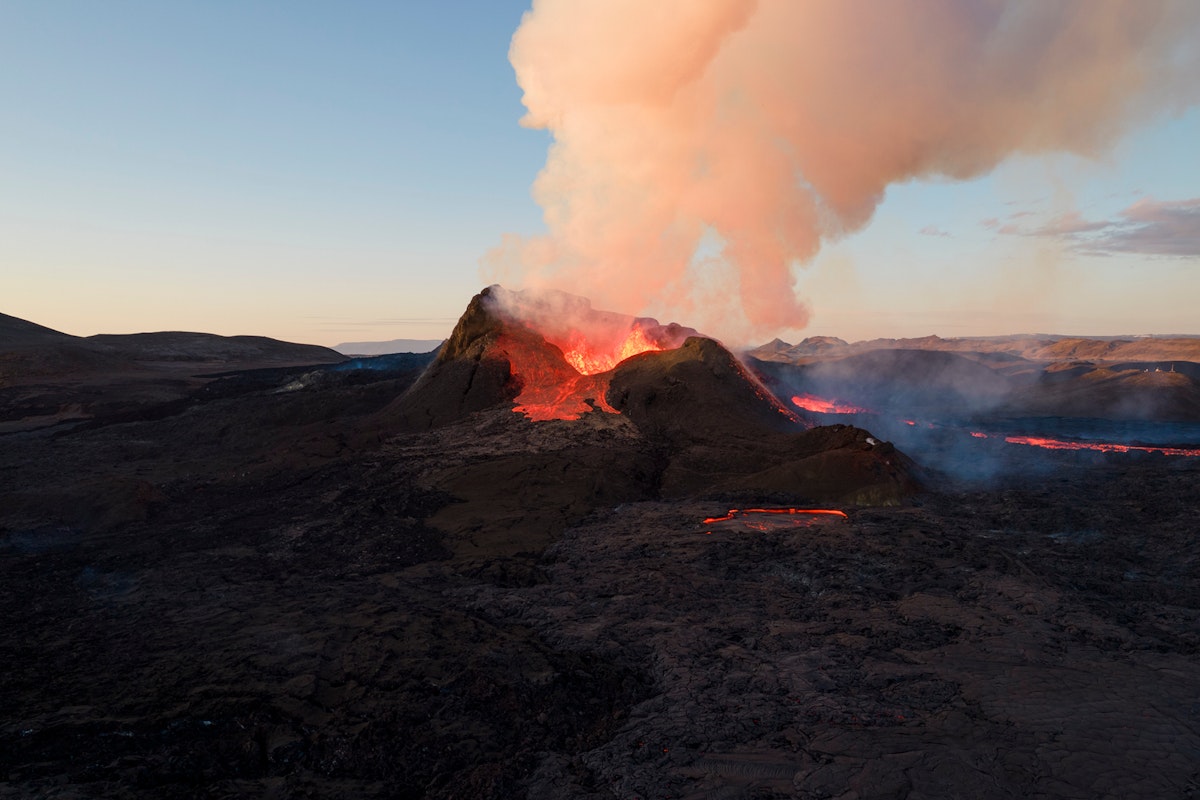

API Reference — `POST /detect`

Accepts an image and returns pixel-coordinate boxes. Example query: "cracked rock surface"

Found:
[2,338,1198,797]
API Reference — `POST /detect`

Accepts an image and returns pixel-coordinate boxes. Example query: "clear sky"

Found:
[3,1,1198,347]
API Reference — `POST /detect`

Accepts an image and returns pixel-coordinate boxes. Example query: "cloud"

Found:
[490,0,1200,337]
[919,225,952,238]
[1097,198,1200,256]
[996,197,1200,257]
[982,208,1050,231]
[1023,211,1112,237]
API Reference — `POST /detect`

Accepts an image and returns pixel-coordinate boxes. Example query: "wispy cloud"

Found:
[1097,198,1200,256]
[992,197,1200,258]
[919,225,952,238]
[1010,211,1110,237]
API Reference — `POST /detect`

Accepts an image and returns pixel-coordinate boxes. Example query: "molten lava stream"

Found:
[1003,435,1200,457]
[700,510,849,527]
[511,326,667,421]
[791,394,868,415]
[790,397,1200,458]
[559,326,662,376]
[513,372,617,422]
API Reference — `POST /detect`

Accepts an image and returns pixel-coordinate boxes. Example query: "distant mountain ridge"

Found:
[1,311,346,432]
[745,333,1200,423]
[1,311,344,366]
[747,334,1200,364]
[88,331,345,363]
[334,338,445,356]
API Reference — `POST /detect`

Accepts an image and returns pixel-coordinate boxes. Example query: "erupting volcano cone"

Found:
[385,286,920,505]
[388,285,697,428]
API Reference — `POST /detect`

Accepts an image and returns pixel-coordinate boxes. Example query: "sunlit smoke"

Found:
[486,0,1200,340]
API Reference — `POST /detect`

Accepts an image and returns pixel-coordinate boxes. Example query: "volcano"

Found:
[386,286,919,507]
[389,285,699,426]
[4,294,1200,799]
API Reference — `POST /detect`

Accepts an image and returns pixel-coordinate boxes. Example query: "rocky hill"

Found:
[0,312,345,432]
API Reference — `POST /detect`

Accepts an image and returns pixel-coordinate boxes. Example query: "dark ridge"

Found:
[0,312,75,347]
[86,331,344,364]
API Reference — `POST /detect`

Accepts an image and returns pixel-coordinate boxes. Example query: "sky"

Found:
[2,1,1198,348]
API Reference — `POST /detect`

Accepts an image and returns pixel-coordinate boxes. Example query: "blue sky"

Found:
[2,1,1197,345]
[801,108,1200,340]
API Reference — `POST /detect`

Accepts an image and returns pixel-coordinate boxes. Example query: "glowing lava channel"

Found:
[791,394,868,415]
[972,433,1200,457]
[791,393,1200,458]
[703,507,848,533]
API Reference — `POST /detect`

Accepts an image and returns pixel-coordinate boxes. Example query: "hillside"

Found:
[0,312,76,348]
[0,312,345,433]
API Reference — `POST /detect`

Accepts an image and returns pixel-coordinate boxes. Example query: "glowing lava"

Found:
[791,394,869,415]
[477,287,703,422]
[508,325,671,422]
[559,327,663,375]
[512,372,618,422]
[703,508,848,533]
[1002,435,1200,457]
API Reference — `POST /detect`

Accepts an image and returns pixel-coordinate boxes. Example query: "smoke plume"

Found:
[486,0,1200,339]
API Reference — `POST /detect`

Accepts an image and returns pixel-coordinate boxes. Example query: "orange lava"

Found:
[513,372,619,421]
[791,394,868,415]
[509,325,668,421]
[1004,435,1200,457]
[560,326,663,375]
[703,508,849,524]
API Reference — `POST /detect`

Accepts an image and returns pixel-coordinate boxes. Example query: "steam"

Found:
[487,0,1200,338]
[482,284,697,359]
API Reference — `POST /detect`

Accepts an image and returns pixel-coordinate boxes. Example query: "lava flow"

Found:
[477,286,707,422]
[703,507,848,533]
[791,394,868,415]
[558,326,662,376]
[974,433,1200,458]
[790,392,1200,458]
[510,324,669,421]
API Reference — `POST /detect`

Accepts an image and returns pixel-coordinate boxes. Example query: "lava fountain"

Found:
[484,287,697,421]
[558,326,664,376]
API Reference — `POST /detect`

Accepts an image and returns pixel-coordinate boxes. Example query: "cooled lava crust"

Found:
[3,289,1200,798]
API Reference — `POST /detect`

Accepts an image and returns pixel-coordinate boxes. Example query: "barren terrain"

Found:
[748,334,1200,423]
[3,308,1199,798]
